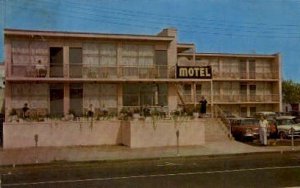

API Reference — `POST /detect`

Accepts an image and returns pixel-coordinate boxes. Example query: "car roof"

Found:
[255,111,276,115]
[229,117,257,120]
[276,116,296,120]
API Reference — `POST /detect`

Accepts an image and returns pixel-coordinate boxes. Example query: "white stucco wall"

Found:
[4,119,205,149]
[124,119,205,148]
[4,120,122,148]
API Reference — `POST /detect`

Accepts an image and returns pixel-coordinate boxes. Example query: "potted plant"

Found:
[9,108,19,122]
[193,107,199,118]
[119,107,132,120]
[132,107,141,120]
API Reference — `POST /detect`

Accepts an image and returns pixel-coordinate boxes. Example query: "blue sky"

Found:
[1,0,300,81]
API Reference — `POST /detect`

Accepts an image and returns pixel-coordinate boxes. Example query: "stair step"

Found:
[203,118,231,142]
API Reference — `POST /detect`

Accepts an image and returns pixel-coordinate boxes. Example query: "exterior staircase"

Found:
[203,118,232,142]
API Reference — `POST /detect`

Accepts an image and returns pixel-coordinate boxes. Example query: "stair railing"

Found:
[213,105,233,140]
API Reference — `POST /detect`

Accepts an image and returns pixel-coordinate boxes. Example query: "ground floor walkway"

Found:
[0,140,298,166]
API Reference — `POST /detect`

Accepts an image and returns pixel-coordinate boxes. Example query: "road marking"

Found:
[157,162,183,166]
[3,165,300,187]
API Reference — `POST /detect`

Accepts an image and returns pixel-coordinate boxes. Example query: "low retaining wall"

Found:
[3,120,122,148]
[4,119,205,149]
[122,119,205,148]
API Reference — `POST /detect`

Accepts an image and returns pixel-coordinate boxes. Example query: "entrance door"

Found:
[50,84,64,117]
[70,84,83,117]
[249,60,256,79]
[240,84,247,102]
[155,50,167,78]
[239,60,247,79]
[50,47,63,77]
[69,47,82,78]
[249,85,256,102]
[240,107,247,117]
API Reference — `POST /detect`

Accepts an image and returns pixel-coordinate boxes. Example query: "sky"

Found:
[1,0,300,81]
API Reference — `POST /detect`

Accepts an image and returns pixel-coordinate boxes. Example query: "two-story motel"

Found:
[3,28,282,148]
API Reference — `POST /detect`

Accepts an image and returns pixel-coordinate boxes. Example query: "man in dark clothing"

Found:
[22,103,29,118]
[199,96,207,117]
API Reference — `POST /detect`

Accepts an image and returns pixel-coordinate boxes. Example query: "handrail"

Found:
[213,105,233,139]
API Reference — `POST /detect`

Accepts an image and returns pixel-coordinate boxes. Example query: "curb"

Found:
[0,148,299,170]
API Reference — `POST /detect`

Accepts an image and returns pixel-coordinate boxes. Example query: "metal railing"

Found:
[10,64,175,79]
[213,105,233,139]
[213,71,279,79]
[212,94,280,103]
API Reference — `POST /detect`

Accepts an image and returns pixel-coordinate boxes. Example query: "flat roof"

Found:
[4,28,174,42]
[178,52,279,58]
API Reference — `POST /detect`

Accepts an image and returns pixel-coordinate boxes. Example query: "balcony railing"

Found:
[177,94,279,104]
[212,94,280,103]
[213,71,279,79]
[10,64,176,79]
[9,64,279,80]
[177,94,212,104]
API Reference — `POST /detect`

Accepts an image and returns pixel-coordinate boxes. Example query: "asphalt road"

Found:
[1,152,300,188]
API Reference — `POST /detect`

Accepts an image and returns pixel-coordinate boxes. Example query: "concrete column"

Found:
[117,83,123,114]
[5,83,12,120]
[117,42,122,78]
[210,80,214,116]
[5,38,12,78]
[63,46,69,78]
[168,84,177,113]
[277,53,282,112]
[192,82,196,107]
[64,84,70,116]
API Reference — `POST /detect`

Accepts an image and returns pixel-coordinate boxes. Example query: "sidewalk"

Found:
[0,140,299,166]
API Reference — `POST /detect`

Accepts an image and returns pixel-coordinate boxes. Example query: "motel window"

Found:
[240,107,247,117]
[250,107,256,117]
[196,84,202,95]
[183,84,191,94]
[83,83,117,110]
[69,48,82,64]
[99,44,117,66]
[123,84,168,107]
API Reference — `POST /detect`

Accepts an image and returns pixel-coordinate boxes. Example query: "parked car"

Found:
[275,116,300,139]
[289,111,300,123]
[230,118,260,141]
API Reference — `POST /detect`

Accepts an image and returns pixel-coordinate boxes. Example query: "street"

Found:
[1,152,300,188]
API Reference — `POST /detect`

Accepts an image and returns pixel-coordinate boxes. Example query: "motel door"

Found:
[50,47,64,77]
[50,84,64,117]
[249,60,256,79]
[70,84,83,117]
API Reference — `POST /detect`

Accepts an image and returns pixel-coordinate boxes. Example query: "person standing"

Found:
[22,103,30,119]
[87,104,95,118]
[259,115,268,146]
[199,96,207,118]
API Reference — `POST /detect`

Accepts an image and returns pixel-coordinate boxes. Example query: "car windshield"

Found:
[277,119,295,125]
[240,119,259,126]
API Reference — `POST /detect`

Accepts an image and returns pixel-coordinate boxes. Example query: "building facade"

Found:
[4,28,281,120]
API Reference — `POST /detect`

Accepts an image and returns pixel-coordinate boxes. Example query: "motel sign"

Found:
[176,66,212,79]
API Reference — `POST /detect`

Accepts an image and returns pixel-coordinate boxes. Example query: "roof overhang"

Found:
[4,29,174,42]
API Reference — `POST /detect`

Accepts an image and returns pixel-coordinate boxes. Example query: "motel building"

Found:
[3,28,282,149]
